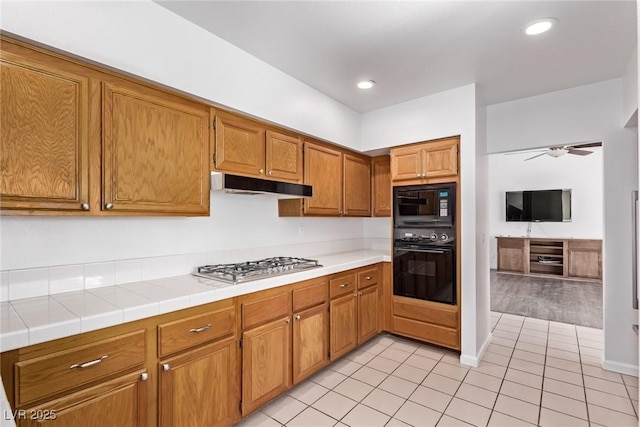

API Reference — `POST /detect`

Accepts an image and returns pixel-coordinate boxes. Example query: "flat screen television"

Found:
[506,189,571,222]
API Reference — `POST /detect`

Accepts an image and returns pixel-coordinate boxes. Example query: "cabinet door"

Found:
[343,153,371,217]
[18,370,147,427]
[1,44,90,212]
[303,141,343,216]
[214,112,266,177]
[390,145,422,182]
[293,304,329,384]
[159,338,236,427]
[265,131,303,183]
[102,80,210,215]
[567,240,602,280]
[372,156,391,217]
[329,293,357,361]
[497,238,526,273]
[242,317,291,415]
[358,285,379,344]
[423,139,458,178]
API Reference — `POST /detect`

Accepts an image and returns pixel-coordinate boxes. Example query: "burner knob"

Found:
[430,233,438,242]
[440,233,449,241]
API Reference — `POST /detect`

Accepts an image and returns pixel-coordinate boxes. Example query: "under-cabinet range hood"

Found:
[210,172,312,199]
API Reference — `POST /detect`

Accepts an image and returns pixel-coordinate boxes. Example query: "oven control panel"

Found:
[394,228,456,246]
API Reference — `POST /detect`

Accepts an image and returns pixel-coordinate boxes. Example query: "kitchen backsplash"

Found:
[0,238,391,302]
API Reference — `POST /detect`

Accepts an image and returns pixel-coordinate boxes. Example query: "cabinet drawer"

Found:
[393,316,459,350]
[293,281,327,312]
[242,292,290,330]
[15,330,146,406]
[358,267,379,289]
[158,306,236,357]
[329,273,357,299]
[393,299,458,329]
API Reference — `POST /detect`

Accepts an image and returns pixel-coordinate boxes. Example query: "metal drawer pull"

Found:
[189,323,212,333]
[70,355,108,369]
[162,363,170,371]
[140,372,149,381]
[365,276,372,280]
[339,283,349,288]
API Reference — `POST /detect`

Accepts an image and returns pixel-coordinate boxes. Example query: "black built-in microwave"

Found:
[393,183,456,228]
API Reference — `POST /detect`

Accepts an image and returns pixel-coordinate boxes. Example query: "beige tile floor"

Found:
[235,312,639,427]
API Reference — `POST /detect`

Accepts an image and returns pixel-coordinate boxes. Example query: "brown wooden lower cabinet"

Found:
[292,303,329,385]
[17,370,148,427]
[2,262,392,426]
[159,337,236,427]
[392,297,460,350]
[241,317,292,415]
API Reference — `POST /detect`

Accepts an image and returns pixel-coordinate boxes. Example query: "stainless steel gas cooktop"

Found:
[193,257,322,284]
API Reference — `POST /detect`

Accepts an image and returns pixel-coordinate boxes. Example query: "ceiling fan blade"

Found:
[504,150,546,155]
[567,149,593,156]
[525,153,547,161]
[570,142,602,149]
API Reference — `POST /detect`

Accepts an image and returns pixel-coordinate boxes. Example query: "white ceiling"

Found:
[157,1,636,113]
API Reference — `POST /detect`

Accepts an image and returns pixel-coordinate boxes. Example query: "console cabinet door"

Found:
[292,304,329,384]
[1,43,90,212]
[18,371,147,427]
[102,79,210,215]
[343,153,371,217]
[567,240,602,280]
[303,141,343,216]
[329,293,357,361]
[242,317,292,415]
[159,338,236,427]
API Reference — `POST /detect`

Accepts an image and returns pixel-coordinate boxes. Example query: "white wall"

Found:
[488,79,639,375]
[623,49,638,127]
[360,84,489,366]
[488,150,604,269]
[0,1,360,150]
[0,1,371,271]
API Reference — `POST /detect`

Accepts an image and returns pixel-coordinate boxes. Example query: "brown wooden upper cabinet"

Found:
[279,140,371,217]
[390,137,459,183]
[0,39,90,213]
[213,110,303,183]
[102,78,210,215]
[371,155,391,217]
[0,37,211,216]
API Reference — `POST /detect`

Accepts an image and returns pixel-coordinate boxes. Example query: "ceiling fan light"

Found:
[547,148,567,157]
[357,80,375,89]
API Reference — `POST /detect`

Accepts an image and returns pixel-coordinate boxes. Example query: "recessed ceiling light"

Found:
[525,18,557,35]
[357,80,376,89]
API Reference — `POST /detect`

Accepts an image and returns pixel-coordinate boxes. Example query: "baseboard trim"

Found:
[602,359,639,377]
[460,332,492,368]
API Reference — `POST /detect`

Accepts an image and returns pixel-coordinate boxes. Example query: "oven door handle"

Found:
[394,247,449,254]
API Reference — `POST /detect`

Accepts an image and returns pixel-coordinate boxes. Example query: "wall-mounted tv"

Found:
[506,189,571,222]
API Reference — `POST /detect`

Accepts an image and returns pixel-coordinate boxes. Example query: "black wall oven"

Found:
[393,183,457,305]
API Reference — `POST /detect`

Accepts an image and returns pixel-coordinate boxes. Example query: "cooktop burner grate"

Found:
[193,257,322,284]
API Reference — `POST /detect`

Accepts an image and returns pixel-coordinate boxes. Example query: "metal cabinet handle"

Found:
[416,173,420,177]
[295,315,301,320]
[359,292,363,296]
[365,276,372,280]
[268,170,273,176]
[344,211,348,215]
[421,173,426,178]
[353,293,357,297]
[105,203,113,210]
[285,317,291,324]
[81,203,90,210]
[259,168,264,174]
[70,355,108,369]
[140,372,149,381]
[189,323,212,333]
[162,363,170,371]
[339,283,349,288]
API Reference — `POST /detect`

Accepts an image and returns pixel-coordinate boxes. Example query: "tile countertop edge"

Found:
[0,250,391,353]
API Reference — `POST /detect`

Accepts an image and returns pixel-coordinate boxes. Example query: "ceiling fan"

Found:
[520,142,602,161]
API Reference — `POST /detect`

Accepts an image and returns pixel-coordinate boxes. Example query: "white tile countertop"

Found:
[0,250,391,353]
